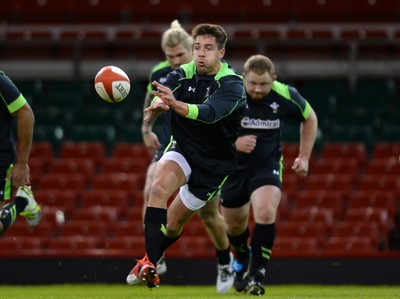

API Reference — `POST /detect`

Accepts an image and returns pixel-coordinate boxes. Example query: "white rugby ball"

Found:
[94,66,130,103]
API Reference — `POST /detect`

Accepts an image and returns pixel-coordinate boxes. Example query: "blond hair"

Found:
[161,20,193,50]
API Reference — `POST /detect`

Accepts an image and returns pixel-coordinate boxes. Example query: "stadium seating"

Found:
[293,190,345,219]
[60,142,107,167]
[2,0,400,260]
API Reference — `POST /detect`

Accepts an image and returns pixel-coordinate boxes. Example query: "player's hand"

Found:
[235,135,257,153]
[6,161,30,189]
[291,156,309,177]
[144,98,170,122]
[151,81,178,109]
[143,131,161,149]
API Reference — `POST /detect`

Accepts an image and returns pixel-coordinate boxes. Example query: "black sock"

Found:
[144,207,167,264]
[228,226,250,264]
[250,223,275,275]
[15,196,28,212]
[216,247,231,265]
[0,200,20,235]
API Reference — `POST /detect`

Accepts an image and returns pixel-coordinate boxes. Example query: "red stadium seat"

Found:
[60,142,106,168]
[169,236,215,258]
[348,190,397,218]
[35,189,77,212]
[80,189,130,209]
[0,236,43,255]
[364,157,400,175]
[6,220,54,239]
[73,206,121,222]
[56,220,110,239]
[37,174,87,196]
[330,221,381,247]
[47,235,100,250]
[40,205,74,227]
[48,158,96,184]
[372,143,400,160]
[274,237,322,255]
[102,236,145,252]
[293,190,345,218]
[30,142,54,160]
[288,206,335,225]
[357,174,400,193]
[89,173,139,201]
[100,157,148,185]
[343,207,394,232]
[282,173,300,192]
[323,236,379,255]
[113,143,153,163]
[320,143,368,167]
[277,221,330,239]
[302,174,353,193]
[109,220,144,238]
[28,157,46,179]
[312,157,361,177]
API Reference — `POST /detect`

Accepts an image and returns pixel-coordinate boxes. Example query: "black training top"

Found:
[238,80,312,171]
[163,60,246,175]
[0,71,27,167]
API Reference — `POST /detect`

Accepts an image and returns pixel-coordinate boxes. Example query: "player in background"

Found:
[0,71,42,235]
[128,20,235,293]
[220,55,318,295]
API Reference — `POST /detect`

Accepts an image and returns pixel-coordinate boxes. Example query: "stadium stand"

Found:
[1,0,400,261]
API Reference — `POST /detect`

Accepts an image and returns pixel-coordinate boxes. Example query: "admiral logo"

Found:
[188,86,195,92]
[270,102,279,113]
[241,117,280,129]
[273,169,280,176]
[159,77,167,84]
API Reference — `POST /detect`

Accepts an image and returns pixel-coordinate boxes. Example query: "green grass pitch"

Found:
[1,284,400,299]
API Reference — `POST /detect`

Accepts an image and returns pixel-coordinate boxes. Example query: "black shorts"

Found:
[152,136,173,163]
[220,162,282,208]
[161,142,227,204]
[0,164,14,201]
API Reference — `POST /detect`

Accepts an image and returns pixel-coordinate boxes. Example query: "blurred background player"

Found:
[0,71,42,235]
[131,20,235,293]
[220,55,318,295]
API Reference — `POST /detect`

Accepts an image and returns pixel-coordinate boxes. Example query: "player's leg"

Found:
[127,153,187,288]
[247,185,281,296]
[221,203,252,292]
[142,161,167,275]
[142,161,157,221]
[197,197,235,294]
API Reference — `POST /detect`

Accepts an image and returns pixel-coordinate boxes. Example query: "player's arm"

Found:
[292,106,318,177]
[187,79,246,123]
[8,102,35,187]
[141,91,161,149]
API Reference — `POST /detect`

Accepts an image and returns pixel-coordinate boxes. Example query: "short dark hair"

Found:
[191,23,228,49]
[243,55,276,76]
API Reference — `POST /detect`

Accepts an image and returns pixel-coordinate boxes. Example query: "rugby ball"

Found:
[94,66,130,103]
